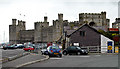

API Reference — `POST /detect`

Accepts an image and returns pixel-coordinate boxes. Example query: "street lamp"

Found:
[41,25,43,49]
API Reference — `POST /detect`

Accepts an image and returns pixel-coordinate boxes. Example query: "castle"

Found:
[9,11,110,44]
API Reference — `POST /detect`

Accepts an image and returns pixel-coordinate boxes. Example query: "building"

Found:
[79,11,110,31]
[9,19,26,44]
[112,18,120,28]
[66,23,114,53]
[112,18,120,46]
[9,11,110,45]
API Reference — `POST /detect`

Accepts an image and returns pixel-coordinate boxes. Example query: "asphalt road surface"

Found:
[22,54,118,67]
[1,49,24,59]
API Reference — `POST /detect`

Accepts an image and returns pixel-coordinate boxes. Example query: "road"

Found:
[0,49,24,59]
[20,54,118,67]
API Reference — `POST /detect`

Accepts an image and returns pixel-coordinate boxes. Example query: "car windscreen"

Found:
[25,46,33,48]
[51,46,59,49]
[76,47,81,49]
[9,45,15,47]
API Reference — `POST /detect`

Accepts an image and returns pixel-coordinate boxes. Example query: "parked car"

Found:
[15,44,24,49]
[45,46,62,57]
[3,44,17,50]
[23,46,35,51]
[62,46,88,55]
[41,47,48,55]
[0,46,3,49]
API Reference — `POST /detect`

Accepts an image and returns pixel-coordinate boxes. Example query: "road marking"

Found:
[50,58,63,60]
[95,55,101,57]
[79,56,90,57]
[30,53,40,56]
[67,56,90,58]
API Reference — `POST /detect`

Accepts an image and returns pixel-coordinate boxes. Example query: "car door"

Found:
[67,46,72,54]
[70,46,77,54]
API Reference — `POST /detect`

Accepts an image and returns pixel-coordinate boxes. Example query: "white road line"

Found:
[95,55,101,57]
[50,58,63,59]
[68,56,90,58]
[79,56,90,57]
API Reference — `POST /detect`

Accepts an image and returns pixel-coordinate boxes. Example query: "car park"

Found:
[62,46,88,55]
[46,46,62,57]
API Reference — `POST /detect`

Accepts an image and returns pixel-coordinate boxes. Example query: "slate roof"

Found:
[67,23,101,37]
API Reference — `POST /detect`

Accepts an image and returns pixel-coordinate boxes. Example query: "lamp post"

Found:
[41,25,43,49]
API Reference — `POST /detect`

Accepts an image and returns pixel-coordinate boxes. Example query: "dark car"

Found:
[3,44,17,50]
[46,46,62,57]
[62,46,88,55]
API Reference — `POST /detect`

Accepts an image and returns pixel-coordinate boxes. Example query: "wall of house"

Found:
[69,24,101,47]
[101,35,114,53]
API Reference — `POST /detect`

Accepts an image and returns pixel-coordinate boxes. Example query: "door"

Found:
[70,46,77,54]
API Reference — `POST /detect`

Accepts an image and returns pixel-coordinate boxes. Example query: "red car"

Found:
[23,46,35,51]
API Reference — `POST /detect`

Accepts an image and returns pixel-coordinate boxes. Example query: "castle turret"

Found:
[18,20,26,30]
[18,20,22,26]
[101,11,106,26]
[58,13,63,21]
[22,21,26,30]
[44,16,47,23]
[12,19,17,25]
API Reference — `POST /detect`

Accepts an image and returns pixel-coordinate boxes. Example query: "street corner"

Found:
[16,54,49,68]
[0,58,9,63]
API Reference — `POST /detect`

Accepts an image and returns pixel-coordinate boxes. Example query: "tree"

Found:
[98,29,113,39]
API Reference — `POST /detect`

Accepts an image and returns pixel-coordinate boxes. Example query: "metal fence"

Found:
[81,46,101,53]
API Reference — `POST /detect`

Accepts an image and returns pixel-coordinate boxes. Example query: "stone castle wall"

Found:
[9,12,109,44]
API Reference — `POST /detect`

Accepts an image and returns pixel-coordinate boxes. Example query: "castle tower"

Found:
[22,21,26,30]
[9,19,17,44]
[18,20,26,30]
[79,13,84,24]
[12,19,17,25]
[101,11,106,26]
[44,16,47,23]
[58,13,63,22]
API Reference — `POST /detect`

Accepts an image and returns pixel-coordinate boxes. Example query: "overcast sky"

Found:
[0,0,119,43]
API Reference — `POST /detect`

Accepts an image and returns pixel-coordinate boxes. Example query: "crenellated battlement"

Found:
[9,11,109,44]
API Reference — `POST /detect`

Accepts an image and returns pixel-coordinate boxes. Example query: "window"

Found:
[77,47,81,50]
[70,46,76,50]
[80,31,85,36]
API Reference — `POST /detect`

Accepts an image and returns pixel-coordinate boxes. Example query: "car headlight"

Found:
[82,50,84,52]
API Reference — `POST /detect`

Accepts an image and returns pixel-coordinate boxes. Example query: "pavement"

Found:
[0,49,30,63]
[2,53,49,69]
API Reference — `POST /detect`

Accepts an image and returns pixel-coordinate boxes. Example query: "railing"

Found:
[81,46,101,53]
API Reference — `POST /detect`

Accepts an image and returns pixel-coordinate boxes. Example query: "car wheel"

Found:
[59,54,62,58]
[4,48,7,50]
[41,52,44,55]
[49,54,51,57]
[28,50,31,52]
[77,52,81,55]
[63,51,67,55]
